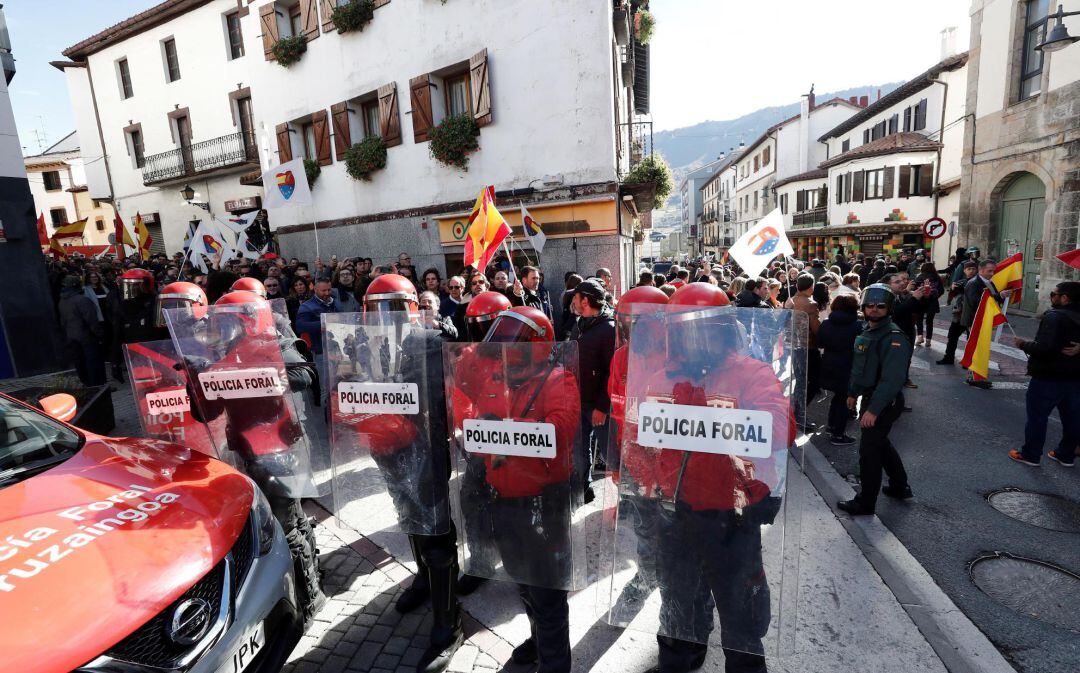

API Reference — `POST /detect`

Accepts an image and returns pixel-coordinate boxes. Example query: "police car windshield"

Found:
[0,397,83,489]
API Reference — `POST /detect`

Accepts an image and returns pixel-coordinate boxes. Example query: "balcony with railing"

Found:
[142,131,258,185]
[792,207,828,228]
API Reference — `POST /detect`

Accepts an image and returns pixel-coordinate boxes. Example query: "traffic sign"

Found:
[922,217,947,239]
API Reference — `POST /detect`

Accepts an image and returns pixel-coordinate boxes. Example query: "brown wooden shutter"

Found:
[320,0,337,32]
[331,102,351,160]
[919,163,934,196]
[845,173,852,202]
[312,109,332,166]
[836,175,843,204]
[882,166,895,199]
[469,49,492,127]
[260,4,279,60]
[914,99,928,131]
[409,74,434,143]
[898,165,911,198]
[796,190,806,212]
[852,170,864,202]
[276,123,292,162]
[378,82,402,147]
[300,0,320,40]
[903,107,911,132]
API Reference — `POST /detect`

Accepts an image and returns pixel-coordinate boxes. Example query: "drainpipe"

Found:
[929,73,949,260]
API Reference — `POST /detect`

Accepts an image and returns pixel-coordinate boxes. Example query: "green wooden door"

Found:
[998,173,1045,312]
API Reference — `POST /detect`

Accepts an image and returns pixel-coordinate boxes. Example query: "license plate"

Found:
[223,621,265,673]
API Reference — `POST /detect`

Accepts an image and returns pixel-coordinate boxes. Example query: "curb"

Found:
[798,440,1016,673]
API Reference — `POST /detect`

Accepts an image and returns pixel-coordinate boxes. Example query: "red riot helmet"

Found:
[465,291,512,342]
[483,306,554,344]
[213,290,276,340]
[155,281,208,328]
[614,285,669,346]
[668,281,733,371]
[230,277,267,298]
[119,268,155,301]
[364,273,419,314]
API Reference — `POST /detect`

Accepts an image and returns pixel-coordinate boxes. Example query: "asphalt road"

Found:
[810,331,1080,673]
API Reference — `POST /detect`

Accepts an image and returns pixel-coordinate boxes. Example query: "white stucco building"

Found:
[806,51,969,265]
[698,153,739,259]
[57,0,651,292]
[731,92,862,242]
[25,131,118,249]
[678,153,734,258]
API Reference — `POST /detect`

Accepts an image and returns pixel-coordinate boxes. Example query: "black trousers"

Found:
[655,507,770,673]
[407,528,460,644]
[270,495,325,621]
[855,398,908,509]
[942,321,967,361]
[826,390,850,436]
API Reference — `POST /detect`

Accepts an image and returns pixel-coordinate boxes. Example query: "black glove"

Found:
[746,496,783,526]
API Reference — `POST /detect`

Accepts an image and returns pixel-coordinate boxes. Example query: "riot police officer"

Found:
[838,283,913,516]
[362,274,463,673]
[113,268,162,381]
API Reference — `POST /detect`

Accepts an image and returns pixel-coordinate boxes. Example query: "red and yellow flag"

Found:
[960,289,1007,380]
[463,185,510,274]
[48,235,67,260]
[36,213,49,246]
[52,218,87,240]
[991,252,1023,305]
[134,212,152,261]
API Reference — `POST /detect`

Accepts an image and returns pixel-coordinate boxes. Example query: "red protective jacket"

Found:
[456,361,581,498]
[624,354,795,511]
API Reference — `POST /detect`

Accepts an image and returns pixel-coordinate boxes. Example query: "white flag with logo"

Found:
[727,208,794,278]
[520,201,546,255]
[185,219,235,273]
[261,157,313,209]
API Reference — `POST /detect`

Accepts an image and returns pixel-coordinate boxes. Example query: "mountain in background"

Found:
[654,82,904,175]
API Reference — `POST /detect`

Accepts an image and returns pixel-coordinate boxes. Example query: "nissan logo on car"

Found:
[168,598,213,646]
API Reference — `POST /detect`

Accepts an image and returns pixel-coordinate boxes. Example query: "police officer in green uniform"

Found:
[838,283,914,516]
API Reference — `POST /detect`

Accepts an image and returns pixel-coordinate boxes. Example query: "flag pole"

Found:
[993,293,1010,343]
[310,205,320,263]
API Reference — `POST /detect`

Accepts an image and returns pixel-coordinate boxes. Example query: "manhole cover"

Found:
[970,553,1080,632]
[987,489,1080,533]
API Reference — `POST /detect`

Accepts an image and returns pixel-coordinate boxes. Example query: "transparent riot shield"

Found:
[164,301,320,498]
[325,312,448,536]
[444,340,588,591]
[123,340,220,457]
[596,306,803,657]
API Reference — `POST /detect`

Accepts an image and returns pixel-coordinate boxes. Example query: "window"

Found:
[163,38,181,82]
[841,139,850,153]
[753,191,758,211]
[362,100,380,138]
[289,4,303,38]
[753,155,760,172]
[903,107,912,132]
[128,128,145,168]
[302,121,317,161]
[226,10,245,59]
[888,114,899,135]
[95,218,105,232]
[763,146,771,166]
[871,120,887,141]
[1020,0,1049,100]
[913,99,928,131]
[863,129,870,144]
[118,58,133,99]
[780,193,788,215]
[42,171,62,191]
[49,208,68,227]
[445,73,471,118]
[899,164,934,197]
[864,169,884,199]
[0,395,82,488]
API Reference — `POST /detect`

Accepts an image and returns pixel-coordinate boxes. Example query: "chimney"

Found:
[859,95,869,107]
[737,141,745,151]
[877,88,882,101]
[849,96,858,105]
[940,26,957,60]
[808,91,816,111]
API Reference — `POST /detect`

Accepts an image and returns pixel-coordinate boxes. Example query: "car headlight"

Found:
[251,487,276,556]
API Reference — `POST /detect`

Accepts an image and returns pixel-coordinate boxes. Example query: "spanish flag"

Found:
[960,289,1007,380]
[36,213,49,246]
[463,185,510,274]
[52,218,87,240]
[134,212,153,261]
[48,235,67,260]
[991,252,1023,305]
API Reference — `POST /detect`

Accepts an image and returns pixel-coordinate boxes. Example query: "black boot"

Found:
[416,559,462,673]
[456,573,486,596]
[837,498,875,515]
[274,497,326,623]
[511,638,538,665]
[396,536,430,614]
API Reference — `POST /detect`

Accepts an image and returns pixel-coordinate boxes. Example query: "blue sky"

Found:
[7,0,151,155]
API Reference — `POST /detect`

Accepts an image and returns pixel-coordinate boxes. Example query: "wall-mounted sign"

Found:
[225,196,262,212]
[1034,241,1044,261]
[141,212,160,225]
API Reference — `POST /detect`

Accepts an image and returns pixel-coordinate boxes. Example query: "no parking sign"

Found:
[922,217,947,239]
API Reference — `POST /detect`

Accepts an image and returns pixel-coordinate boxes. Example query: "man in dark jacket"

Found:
[509,266,549,317]
[937,261,978,365]
[569,278,616,488]
[735,277,771,308]
[818,294,862,445]
[58,275,106,386]
[885,271,929,390]
[1008,281,1080,467]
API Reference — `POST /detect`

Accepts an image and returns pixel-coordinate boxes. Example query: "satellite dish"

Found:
[107,233,116,244]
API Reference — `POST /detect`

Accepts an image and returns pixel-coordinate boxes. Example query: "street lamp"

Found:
[180,184,210,211]
[1037,4,1080,52]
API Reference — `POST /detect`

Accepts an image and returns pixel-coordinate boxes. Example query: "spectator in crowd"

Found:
[912,262,944,347]
[837,273,861,297]
[785,274,821,428]
[937,261,978,365]
[296,278,340,401]
[818,294,862,445]
[396,252,415,279]
[287,276,312,328]
[331,267,362,313]
[569,278,616,492]
[509,265,548,316]
[735,277,770,308]
[492,270,512,297]
[421,268,444,300]
[264,276,285,300]
[813,282,832,319]
[767,279,783,308]
[595,267,614,290]
[672,269,690,288]
[1009,281,1080,467]
[418,291,458,341]
[950,258,1012,388]
[866,259,887,286]
[441,275,466,321]
[806,258,827,281]
[557,273,583,341]
[658,284,677,298]
[637,270,655,287]
[58,275,106,387]
[884,271,924,391]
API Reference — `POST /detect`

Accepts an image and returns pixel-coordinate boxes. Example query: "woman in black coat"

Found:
[912,262,944,347]
[817,294,862,444]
